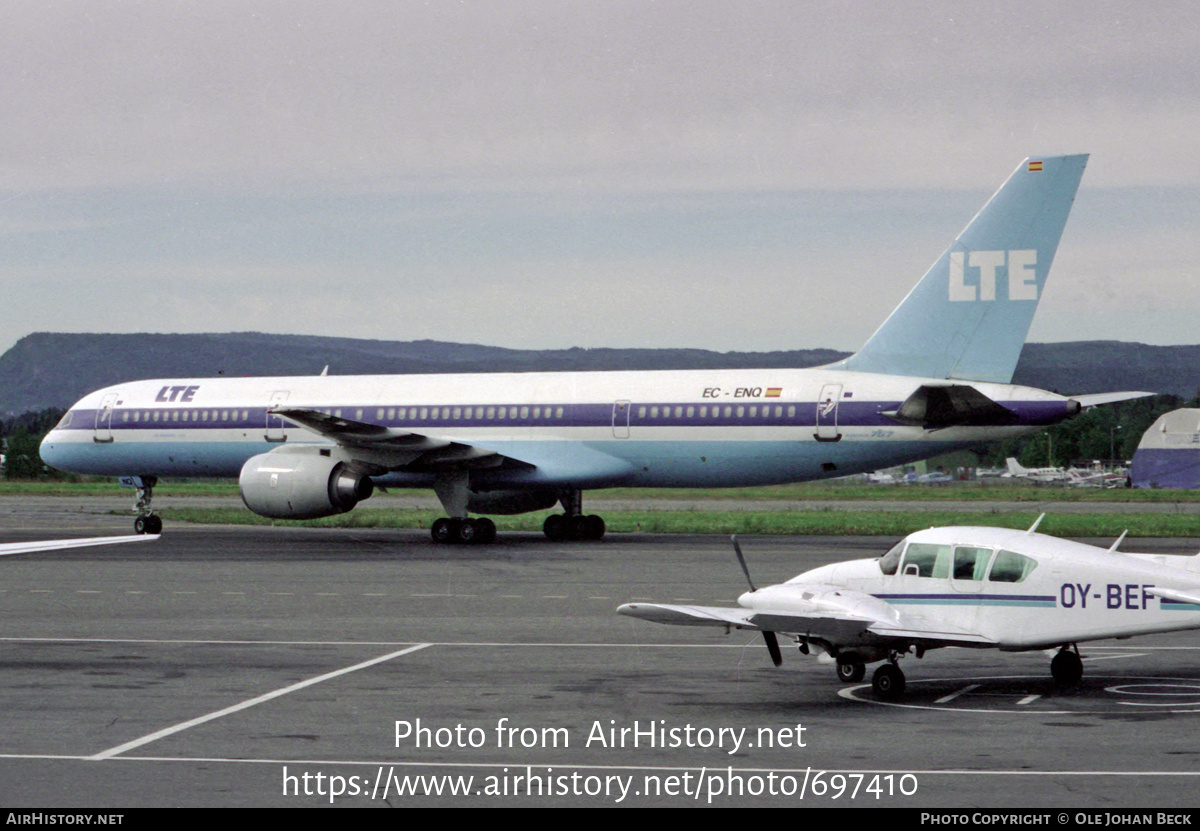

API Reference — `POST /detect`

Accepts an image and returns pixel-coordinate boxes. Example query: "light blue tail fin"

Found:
[833,154,1088,383]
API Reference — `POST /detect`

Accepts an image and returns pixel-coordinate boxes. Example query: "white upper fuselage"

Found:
[41,366,1075,491]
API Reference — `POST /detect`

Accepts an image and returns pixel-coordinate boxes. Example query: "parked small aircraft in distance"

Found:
[40,154,1148,543]
[1003,457,1070,483]
[618,522,1200,699]
[0,534,158,557]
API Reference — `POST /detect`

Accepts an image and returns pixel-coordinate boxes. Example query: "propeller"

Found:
[731,535,783,667]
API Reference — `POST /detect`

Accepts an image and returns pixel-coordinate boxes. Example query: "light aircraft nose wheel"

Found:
[1050,647,1083,687]
[836,654,866,683]
[871,663,906,699]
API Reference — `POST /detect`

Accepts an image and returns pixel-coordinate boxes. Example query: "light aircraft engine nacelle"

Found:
[239,446,374,520]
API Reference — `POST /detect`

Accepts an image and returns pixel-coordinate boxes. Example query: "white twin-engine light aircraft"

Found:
[619,523,1200,699]
[40,155,1147,543]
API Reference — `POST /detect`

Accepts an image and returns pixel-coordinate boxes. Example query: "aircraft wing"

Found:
[0,534,159,558]
[618,601,997,649]
[273,408,519,471]
[617,603,762,628]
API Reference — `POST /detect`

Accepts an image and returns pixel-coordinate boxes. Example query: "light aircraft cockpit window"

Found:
[901,543,952,578]
[879,540,904,575]
[953,546,993,581]
[988,550,1038,583]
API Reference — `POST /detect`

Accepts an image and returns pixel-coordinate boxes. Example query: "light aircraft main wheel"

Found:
[1051,649,1084,686]
[871,664,906,700]
[836,655,866,683]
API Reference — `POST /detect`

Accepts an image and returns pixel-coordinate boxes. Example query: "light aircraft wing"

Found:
[619,598,998,649]
[273,407,520,471]
[619,603,995,648]
[0,534,159,557]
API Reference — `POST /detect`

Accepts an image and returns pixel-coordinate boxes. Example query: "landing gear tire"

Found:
[476,518,497,544]
[1051,648,1083,687]
[431,517,456,544]
[456,518,478,544]
[134,515,162,535]
[836,654,866,683]
[545,513,605,541]
[871,663,906,699]
[431,517,498,545]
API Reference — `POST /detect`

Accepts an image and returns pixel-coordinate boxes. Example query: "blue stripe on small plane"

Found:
[1161,599,1200,612]
[875,593,1056,608]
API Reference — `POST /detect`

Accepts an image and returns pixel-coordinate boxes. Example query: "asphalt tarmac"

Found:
[2,498,1200,808]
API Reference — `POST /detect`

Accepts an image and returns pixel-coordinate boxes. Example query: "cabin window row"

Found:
[879,542,1038,583]
[118,409,252,423]
[637,404,798,419]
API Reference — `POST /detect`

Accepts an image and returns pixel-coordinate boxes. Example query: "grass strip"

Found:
[158,506,1200,539]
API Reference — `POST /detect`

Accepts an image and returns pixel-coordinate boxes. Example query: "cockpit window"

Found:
[56,411,73,429]
[987,550,1038,583]
[901,543,951,578]
[879,540,905,575]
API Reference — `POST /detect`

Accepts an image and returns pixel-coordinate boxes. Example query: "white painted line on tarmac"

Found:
[86,643,433,761]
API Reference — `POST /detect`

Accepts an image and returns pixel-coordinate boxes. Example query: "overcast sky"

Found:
[1,1,1197,358]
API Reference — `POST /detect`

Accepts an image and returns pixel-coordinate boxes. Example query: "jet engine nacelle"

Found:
[239,446,374,520]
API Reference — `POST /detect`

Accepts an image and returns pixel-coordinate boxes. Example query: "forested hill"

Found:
[0,332,1196,416]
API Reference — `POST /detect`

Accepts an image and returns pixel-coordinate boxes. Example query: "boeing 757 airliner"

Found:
[40,155,1145,543]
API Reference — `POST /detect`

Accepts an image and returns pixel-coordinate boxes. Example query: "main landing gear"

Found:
[541,490,605,541]
[1050,645,1083,686]
[836,651,905,700]
[430,517,496,545]
[132,476,163,535]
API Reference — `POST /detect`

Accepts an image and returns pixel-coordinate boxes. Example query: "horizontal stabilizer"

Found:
[1073,391,1155,408]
